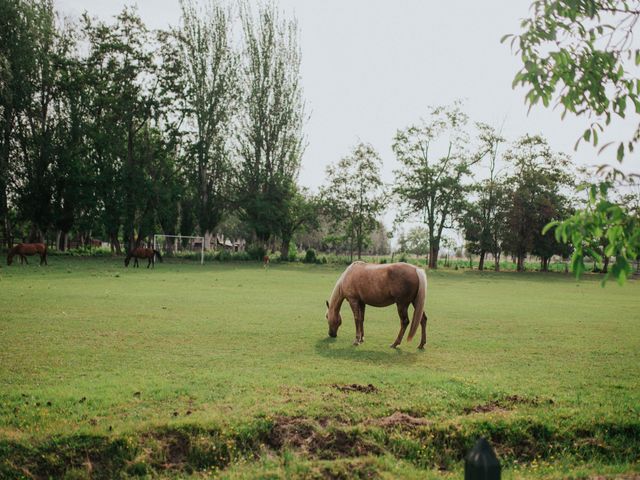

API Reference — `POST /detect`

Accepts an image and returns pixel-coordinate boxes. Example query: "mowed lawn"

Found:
[0,257,639,478]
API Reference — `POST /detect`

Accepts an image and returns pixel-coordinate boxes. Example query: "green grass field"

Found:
[1,257,639,479]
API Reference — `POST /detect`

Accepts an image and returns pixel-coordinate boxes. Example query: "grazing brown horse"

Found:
[7,243,48,266]
[325,261,428,349]
[124,247,163,268]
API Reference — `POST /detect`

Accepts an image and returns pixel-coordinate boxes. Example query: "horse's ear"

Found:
[325,300,329,308]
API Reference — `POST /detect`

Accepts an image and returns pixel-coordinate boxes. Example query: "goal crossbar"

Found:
[153,234,205,265]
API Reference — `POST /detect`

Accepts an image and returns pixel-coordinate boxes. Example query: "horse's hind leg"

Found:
[358,302,365,344]
[418,313,428,350]
[390,304,410,348]
[147,257,151,268]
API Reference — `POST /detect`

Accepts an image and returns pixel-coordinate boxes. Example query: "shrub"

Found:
[247,244,267,261]
[287,243,297,262]
[304,249,317,264]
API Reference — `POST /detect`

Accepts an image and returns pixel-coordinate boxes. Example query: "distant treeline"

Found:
[1,1,637,271]
[0,0,306,257]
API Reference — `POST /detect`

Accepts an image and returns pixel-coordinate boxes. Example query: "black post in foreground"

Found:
[465,438,501,480]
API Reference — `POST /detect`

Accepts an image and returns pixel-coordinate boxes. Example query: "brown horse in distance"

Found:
[325,261,428,349]
[124,247,163,268]
[7,243,48,266]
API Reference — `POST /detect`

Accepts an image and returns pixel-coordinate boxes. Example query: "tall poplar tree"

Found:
[236,2,306,243]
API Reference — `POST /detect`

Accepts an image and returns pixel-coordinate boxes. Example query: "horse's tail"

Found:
[154,249,163,262]
[407,267,427,342]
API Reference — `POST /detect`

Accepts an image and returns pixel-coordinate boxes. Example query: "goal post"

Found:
[153,234,205,265]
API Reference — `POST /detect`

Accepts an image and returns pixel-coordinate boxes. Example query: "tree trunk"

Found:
[543,257,550,272]
[349,235,353,263]
[281,236,291,261]
[603,255,610,274]
[1,110,13,249]
[110,232,122,255]
[478,251,486,271]
[123,125,136,253]
[428,245,439,269]
[494,252,501,271]
[516,254,525,272]
[28,225,43,243]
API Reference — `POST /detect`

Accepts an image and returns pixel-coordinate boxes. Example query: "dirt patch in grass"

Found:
[267,416,380,459]
[370,412,431,429]
[332,383,378,394]
[463,395,553,414]
[268,416,317,450]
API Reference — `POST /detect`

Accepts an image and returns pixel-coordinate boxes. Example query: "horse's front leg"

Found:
[390,303,410,348]
[147,257,151,268]
[348,299,362,346]
[22,255,28,265]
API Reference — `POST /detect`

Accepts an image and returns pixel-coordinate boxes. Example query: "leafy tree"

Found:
[236,2,305,243]
[83,8,159,252]
[173,0,238,239]
[461,123,507,270]
[502,135,573,271]
[321,143,386,261]
[505,0,640,281]
[368,222,391,255]
[545,178,639,282]
[404,226,429,256]
[10,0,55,241]
[50,22,97,251]
[393,102,474,269]
[0,0,43,246]
[278,185,318,260]
[396,229,408,253]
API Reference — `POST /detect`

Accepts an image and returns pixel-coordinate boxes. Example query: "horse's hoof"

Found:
[352,341,360,346]
[418,344,426,350]
[390,344,398,349]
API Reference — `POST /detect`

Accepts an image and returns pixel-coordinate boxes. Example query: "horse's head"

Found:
[7,246,16,265]
[325,300,342,337]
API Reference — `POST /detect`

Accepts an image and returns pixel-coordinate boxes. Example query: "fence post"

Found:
[465,437,500,480]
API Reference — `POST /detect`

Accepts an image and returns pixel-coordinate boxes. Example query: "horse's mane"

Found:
[329,262,359,310]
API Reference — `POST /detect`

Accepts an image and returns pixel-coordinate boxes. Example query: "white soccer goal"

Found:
[153,234,205,265]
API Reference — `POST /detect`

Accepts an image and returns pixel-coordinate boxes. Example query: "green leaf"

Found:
[500,34,513,43]
[617,142,624,162]
[542,220,558,235]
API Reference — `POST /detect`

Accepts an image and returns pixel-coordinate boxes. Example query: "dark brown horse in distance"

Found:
[124,247,163,268]
[325,261,428,349]
[7,243,48,266]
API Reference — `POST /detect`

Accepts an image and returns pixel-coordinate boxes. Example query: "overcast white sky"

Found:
[55,0,635,238]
